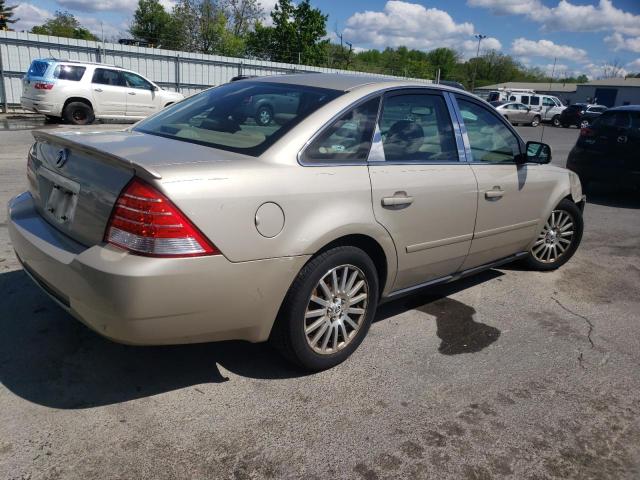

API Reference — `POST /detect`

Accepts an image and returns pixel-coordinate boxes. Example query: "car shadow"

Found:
[376,270,502,355]
[0,268,502,409]
[584,183,640,209]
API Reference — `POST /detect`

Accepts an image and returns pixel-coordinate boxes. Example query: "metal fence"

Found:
[0,31,431,113]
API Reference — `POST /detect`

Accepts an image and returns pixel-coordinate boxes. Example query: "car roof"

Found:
[608,105,640,112]
[247,73,437,92]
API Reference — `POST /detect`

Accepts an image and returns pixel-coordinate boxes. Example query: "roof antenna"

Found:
[540,57,557,143]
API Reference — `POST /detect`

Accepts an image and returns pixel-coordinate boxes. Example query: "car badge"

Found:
[55,149,68,168]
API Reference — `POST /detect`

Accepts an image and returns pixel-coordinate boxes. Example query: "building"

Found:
[573,78,640,107]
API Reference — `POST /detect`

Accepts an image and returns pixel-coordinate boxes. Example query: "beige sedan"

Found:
[8,74,585,370]
[493,101,542,126]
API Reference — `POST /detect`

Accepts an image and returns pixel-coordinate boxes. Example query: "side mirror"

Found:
[151,85,159,91]
[527,106,532,111]
[524,141,552,164]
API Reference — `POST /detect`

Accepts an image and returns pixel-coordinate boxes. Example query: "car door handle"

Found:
[485,187,504,199]
[94,88,103,92]
[382,194,414,207]
[128,92,136,95]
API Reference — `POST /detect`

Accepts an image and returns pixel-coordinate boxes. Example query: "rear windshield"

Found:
[135,81,342,156]
[53,65,86,81]
[27,60,51,78]
[566,105,583,112]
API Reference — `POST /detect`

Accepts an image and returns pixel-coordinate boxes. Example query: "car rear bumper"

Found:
[8,192,309,345]
[20,97,62,116]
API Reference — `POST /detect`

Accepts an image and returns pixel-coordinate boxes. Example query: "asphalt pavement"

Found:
[1,117,639,479]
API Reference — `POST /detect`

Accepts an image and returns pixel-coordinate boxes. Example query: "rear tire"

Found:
[552,115,561,127]
[522,199,583,271]
[63,101,94,125]
[255,105,273,126]
[580,119,590,128]
[270,246,379,371]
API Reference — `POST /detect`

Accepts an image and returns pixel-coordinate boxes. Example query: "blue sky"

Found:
[12,0,640,78]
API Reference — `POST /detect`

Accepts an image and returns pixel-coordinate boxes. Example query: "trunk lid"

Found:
[28,129,251,246]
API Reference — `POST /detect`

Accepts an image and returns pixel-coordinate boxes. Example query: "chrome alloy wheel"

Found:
[531,210,574,263]
[304,265,369,355]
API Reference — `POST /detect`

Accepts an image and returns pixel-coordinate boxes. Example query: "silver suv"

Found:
[21,59,184,124]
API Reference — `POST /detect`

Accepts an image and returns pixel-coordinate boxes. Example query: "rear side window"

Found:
[92,68,125,86]
[53,65,86,81]
[27,60,51,78]
[530,96,540,106]
[135,81,342,156]
[301,97,380,164]
[379,93,458,162]
[520,96,529,104]
[595,112,631,128]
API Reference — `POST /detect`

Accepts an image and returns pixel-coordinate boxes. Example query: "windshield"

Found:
[134,81,342,156]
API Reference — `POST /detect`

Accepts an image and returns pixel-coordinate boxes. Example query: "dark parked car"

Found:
[233,90,301,126]
[566,105,640,188]
[559,103,607,128]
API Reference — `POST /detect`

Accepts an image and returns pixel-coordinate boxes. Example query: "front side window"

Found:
[135,81,342,156]
[301,97,379,164]
[379,93,458,162]
[92,68,125,86]
[53,65,86,81]
[543,97,556,107]
[123,72,152,90]
[457,97,521,163]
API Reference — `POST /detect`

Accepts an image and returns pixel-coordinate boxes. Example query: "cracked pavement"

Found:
[1,120,639,479]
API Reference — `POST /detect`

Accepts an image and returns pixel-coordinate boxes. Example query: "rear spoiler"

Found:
[32,130,162,180]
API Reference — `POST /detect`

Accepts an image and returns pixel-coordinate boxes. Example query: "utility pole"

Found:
[471,33,487,92]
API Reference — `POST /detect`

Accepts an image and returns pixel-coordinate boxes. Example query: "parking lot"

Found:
[1,117,639,479]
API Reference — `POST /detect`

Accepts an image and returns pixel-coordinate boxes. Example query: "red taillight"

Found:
[105,178,219,257]
[34,82,54,90]
[580,127,595,137]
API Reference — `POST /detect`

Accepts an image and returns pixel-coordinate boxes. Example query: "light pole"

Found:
[471,34,487,92]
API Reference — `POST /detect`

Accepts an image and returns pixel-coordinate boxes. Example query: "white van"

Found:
[506,93,567,126]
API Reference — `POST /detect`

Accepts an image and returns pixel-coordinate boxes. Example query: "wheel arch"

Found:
[62,96,94,112]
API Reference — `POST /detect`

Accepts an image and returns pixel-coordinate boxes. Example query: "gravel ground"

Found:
[1,117,639,479]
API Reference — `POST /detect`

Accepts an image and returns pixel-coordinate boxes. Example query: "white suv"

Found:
[21,59,184,124]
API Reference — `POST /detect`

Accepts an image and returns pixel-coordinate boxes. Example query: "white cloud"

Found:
[467,0,542,15]
[605,32,640,54]
[461,37,502,57]
[469,0,640,36]
[343,0,499,53]
[627,59,640,71]
[56,0,138,13]
[512,38,588,62]
[13,3,52,32]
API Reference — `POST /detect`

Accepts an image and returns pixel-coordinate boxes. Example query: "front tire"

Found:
[523,199,583,271]
[63,101,94,125]
[270,246,379,371]
[552,115,561,127]
[531,115,541,127]
[580,119,590,128]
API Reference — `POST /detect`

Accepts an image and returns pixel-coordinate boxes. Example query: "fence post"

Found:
[175,55,180,93]
[96,46,101,63]
[238,62,242,77]
[0,41,7,113]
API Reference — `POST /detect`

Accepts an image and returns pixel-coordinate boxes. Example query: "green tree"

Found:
[31,11,98,40]
[425,48,459,80]
[222,0,263,36]
[0,0,18,31]
[246,0,329,65]
[130,0,172,46]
